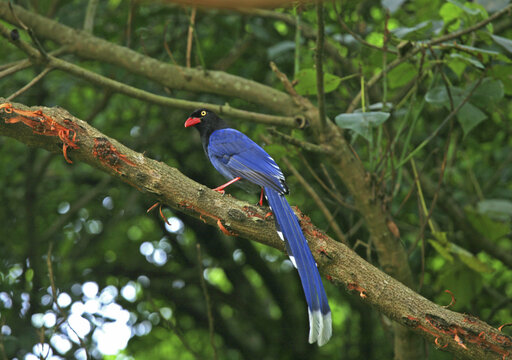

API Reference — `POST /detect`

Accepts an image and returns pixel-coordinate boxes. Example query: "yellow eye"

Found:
[200,110,207,116]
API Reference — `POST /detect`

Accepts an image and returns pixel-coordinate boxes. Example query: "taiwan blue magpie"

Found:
[185,109,332,346]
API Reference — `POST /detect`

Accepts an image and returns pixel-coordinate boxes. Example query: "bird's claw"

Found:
[213,188,226,195]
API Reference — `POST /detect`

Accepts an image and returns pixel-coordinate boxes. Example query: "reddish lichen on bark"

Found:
[404,313,512,359]
[93,137,136,173]
[0,102,79,163]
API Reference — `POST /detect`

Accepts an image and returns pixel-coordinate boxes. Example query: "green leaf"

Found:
[465,208,510,242]
[437,264,483,308]
[440,3,463,31]
[446,57,467,79]
[425,86,465,105]
[477,199,512,220]
[454,44,500,56]
[273,21,289,35]
[449,53,484,69]
[448,0,482,15]
[477,0,511,12]
[294,69,342,96]
[387,62,417,89]
[449,243,493,273]
[431,231,493,273]
[25,268,34,283]
[491,34,512,54]
[392,21,431,39]
[382,0,407,14]
[433,231,449,244]
[456,101,487,136]
[470,78,504,107]
[489,65,512,95]
[267,41,295,59]
[429,239,455,262]
[425,79,501,135]
[335,112,391,141]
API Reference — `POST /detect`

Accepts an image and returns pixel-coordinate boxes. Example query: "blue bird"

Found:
[185,109,332,346]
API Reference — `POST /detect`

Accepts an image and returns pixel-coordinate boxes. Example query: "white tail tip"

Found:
[308,309,332,346]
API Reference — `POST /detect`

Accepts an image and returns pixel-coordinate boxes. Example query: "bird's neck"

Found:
[199,120,228,151]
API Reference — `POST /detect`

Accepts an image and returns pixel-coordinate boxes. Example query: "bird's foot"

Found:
[213,188,226,195]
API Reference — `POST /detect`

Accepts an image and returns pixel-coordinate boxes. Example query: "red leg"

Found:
[213,177,241,194]
[258,188,264,206]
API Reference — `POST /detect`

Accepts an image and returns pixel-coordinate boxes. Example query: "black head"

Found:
[185,109,228,151]
[184,108,227,135]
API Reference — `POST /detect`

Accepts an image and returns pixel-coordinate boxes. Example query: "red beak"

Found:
[184,117,201,127]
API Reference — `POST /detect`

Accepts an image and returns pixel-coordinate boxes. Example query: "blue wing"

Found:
[207,128,288,194]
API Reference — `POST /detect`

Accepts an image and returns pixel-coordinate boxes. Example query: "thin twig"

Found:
[298,152,356,211]
[392,51,429,196]
[375,52,428,177]
[213,35,253,71]
[409,160,429,291]
[8,1,47,58]
[315,0,326,133]
[84,90,113,123]
[347,218,365,239]
[427,44,454,111]
[269,61,302,103]
[163,20,180,67]
[6,66,52,101]
[407,121,454,265]
[320,164,340,196]
[397,73,486,168]
[125,0,135,48]
[347,54,414,113]
[267,128,332,154]
[186,8,197,68]
[293,5,301,77]
[192,23,206,69]
[0,58,32,80]
[46,243,61,309]
[196,244,218,360]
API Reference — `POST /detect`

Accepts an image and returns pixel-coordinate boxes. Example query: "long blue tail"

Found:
[264,187,332,346]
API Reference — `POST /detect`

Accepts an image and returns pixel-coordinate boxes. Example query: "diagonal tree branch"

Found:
[0,23,301,128]
[0,99,510,360]
[0,2,297,115]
